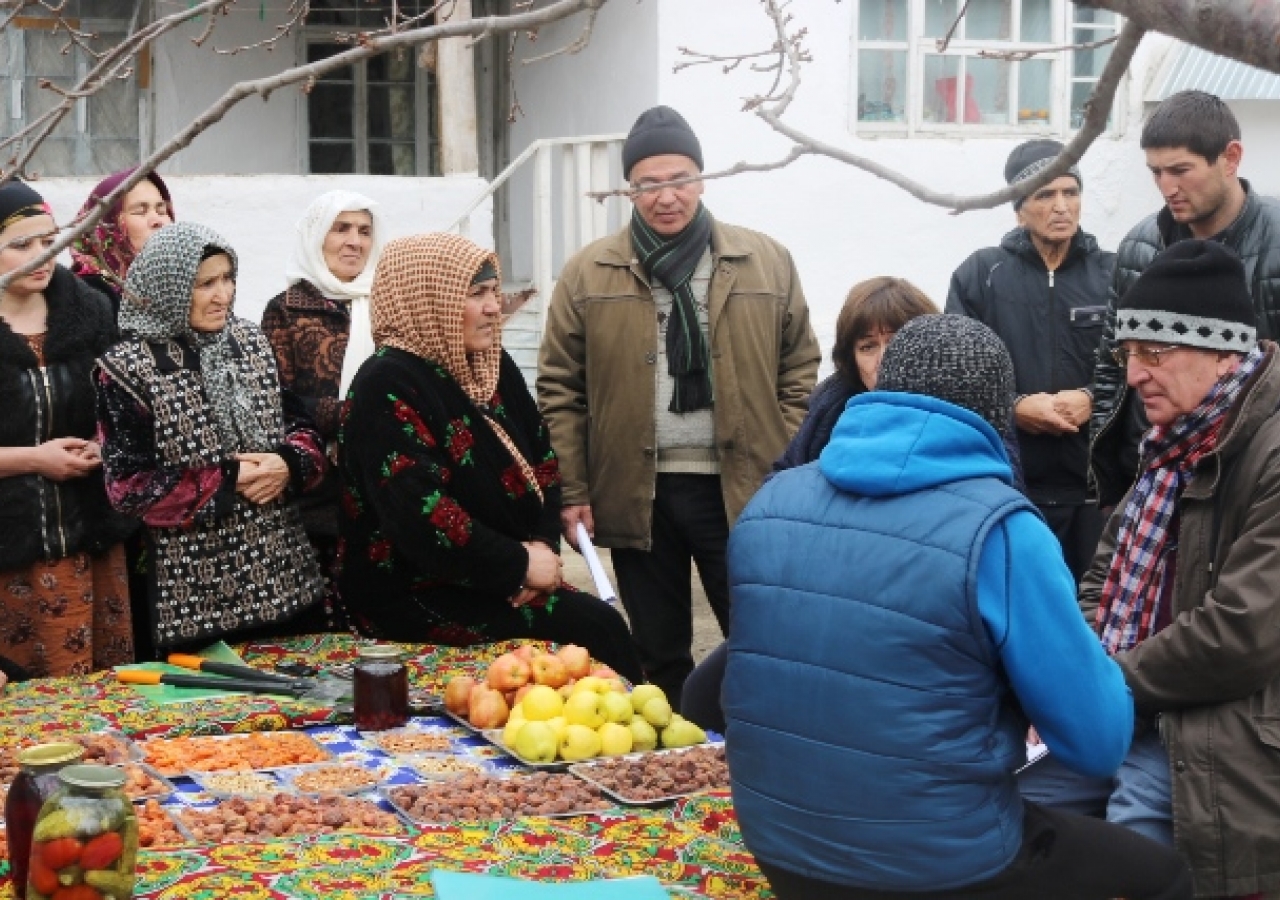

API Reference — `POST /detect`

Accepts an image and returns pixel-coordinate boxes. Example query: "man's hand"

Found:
[561,504,594,551]
[1015,394,1078,436]
[33,437,101,481]
[234,452,291,505]
[1052,389,1092,428]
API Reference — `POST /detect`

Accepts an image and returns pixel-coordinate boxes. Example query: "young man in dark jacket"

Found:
[946,139,1115,581]
[1090,90,1280,508]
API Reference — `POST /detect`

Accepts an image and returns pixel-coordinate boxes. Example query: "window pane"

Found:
[25,31,75,77]
[1074,7,1117,26]
[310,141,354,174]
[28,138,74,176]
[368,85,414,140]
[1020,0,1052,41]
[91,139,137,175]
[370,142,415,176]
[89,77,137,140]
[858,49,907,122]
[367,48,414,83]
[859,0,907,41]
[923,0,959,38]
[1017,59,1052,123]
[968,57,1011,124]
[1073,30,1115,77]
[26,77,77,138]
[308,42,354,82]
[967,0,1011,40]
[308,83,354,139]
[1070,81,1094,129]
[923,55,962,123]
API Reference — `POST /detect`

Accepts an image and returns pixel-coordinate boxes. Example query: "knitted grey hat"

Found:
[1005,139,1081,210]
[622,106,703,180]
[877,314,1015,434]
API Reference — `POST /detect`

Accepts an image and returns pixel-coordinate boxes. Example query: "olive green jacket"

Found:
[1080,343,1280,898]
[537,218,819,550]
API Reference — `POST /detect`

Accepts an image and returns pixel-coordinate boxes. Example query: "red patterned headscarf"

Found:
[70,168,175,287]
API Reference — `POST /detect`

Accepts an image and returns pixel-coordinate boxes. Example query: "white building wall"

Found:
[652,0,1197,373]
[35,175,491,323]
[152,5,304,174]
[504,0,659,279]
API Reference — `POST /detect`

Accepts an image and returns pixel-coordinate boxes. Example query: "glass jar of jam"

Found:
[353,644,409,731]
[5,742,86,900]
[28,764,138,900]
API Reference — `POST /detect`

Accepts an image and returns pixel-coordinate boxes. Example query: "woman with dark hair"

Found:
[70,168,174,312]
[0,179,135,677]
[95,222,327,652]
[773,277,936,472]
[338,232,642,681]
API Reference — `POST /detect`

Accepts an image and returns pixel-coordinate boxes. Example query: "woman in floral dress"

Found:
[338,233,642,681]
[0,179,135,677]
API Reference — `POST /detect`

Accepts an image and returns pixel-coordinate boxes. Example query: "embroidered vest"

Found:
[100,320,323,646]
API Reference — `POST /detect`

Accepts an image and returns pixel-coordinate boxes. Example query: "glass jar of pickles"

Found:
[5,742,86,900]
[26,764,138,900]
[353,643,409,731]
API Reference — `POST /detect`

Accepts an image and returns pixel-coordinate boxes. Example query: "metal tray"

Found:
[171,794,406,844]
[441,709,483,733]
[134,799,200,848]
[140,731,335,777]
[400,752,497,781]
[379,771,612,824]
[273,760,399,796]
[190,770,289,798]
[364,724,464,757]
[123,762,178,802]
[566,743,729,805]
[479,728,569,769]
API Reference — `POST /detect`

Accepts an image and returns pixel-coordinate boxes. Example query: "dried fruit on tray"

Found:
[404,755,488,779]
[176,794,403,843]
[123,764,174,800]
[288,764,380,794]
[387,771,610,822]
[141,732,330,775]
[137,799,192,849]
[571,744,729,802]
[197,772,281,796]
[369,730,452,755]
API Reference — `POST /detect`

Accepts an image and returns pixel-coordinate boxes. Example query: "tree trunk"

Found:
[1082,0,1280,75]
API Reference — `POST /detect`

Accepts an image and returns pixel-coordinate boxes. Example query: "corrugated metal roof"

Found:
[1151,43,1280,101]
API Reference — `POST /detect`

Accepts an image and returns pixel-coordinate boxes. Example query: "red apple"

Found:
[556,644,591,679]
[487,652,532,691]
[469,689,510,729]
[444,676,476,716]
[512,645,536,663]
[514,683,536,705]
[530,653,570,688]
[590,665,618,680]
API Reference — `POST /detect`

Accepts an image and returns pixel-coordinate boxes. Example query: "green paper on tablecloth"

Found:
[430,871,670,899]
[115,641,293,704]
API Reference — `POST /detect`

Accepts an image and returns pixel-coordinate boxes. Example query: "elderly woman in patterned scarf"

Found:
[94,222,329,653]
[337,233,643,682]
[70,168,174,313]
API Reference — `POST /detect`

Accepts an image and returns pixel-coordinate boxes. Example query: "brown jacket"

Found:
[537,218,819,549]
[1080,343,1280,897]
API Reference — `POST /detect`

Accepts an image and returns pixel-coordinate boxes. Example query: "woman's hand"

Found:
[234,452,291,504]
[521,541,563,592]
[33,437,101,480]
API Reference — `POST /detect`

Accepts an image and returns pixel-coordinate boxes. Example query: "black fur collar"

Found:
[0,266,113,368]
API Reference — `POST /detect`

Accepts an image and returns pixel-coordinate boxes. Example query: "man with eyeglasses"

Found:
[1090,91,1280,513]
[1021,239,1280,899]
[538,106,819,707]
[946,139,1115,583]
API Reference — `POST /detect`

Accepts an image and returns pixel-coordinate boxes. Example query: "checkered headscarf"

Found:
[1096,345,1265,653]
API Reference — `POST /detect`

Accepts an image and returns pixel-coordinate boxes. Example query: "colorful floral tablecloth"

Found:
[0,635,773,899]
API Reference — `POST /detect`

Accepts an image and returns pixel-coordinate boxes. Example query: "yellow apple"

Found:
[660,715,707,749]
[503,717,527,749]
[629,684,666,715]
[544,715,568,744]
[564,690,605,729]
[559,723,602,761]
[629,716,658,752]
[521,684,565,721]
[640,696,672,729]
[597,721,634,756]
[599,691,633,725]
[571,676,608,695]
[514,720,558,763]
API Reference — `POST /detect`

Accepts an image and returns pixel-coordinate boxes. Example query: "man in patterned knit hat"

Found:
[538,106,819,706]
[1019,240,1280,899]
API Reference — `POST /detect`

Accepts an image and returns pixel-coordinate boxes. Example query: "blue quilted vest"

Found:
[723,463,1036,891]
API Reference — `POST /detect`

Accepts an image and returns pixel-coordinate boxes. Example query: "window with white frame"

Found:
[854,0,1119,133]
[0,1,141,176]
[304,0,440,176]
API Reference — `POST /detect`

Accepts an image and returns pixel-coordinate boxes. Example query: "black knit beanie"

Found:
[877,314,1015,434]
[1005,139,1081,210]
[1116,240,1256,353]
[622,106,703,180]
[0,178,50,233]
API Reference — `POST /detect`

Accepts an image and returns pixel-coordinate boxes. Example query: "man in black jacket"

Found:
[1090,90,1280,507]
[947,139,1115,581]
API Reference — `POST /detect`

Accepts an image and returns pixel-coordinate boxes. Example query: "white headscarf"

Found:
[284,190,388,396]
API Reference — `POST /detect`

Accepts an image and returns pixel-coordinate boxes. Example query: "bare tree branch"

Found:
[978,32,1118,62]
[586,145,813,200]
[1082,0,1280,76]
[0,0,608,292]
[520,2,600,63]
[934,0,971,53]
[213,0,310,55]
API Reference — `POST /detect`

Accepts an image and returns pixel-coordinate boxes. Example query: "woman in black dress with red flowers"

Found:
[337,233,641,681]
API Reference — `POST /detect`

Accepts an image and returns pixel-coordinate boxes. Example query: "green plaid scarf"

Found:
[632,203,714,413]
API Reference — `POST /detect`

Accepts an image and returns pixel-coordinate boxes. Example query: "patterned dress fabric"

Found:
[0,333,133,677]
[95,222,327,648]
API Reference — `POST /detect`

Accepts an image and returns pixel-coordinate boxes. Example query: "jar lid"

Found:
[17,742,86,768]
[357,644,402,660]
[58,764,126,790]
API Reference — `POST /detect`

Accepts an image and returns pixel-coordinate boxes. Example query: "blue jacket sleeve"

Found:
[977,509,1133,777]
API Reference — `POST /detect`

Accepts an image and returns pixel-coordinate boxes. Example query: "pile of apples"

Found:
[443,643,706,763]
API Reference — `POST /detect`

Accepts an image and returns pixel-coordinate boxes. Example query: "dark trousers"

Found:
[758,802,1192,900]
[681,639,728,733]
[611,473,731,707]
[1036,501,1106,584]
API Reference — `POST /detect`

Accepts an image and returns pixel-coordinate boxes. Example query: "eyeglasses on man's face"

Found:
[1111,343,1187,368]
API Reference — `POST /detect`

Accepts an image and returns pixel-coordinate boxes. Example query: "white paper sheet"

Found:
[575,522,620,607]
